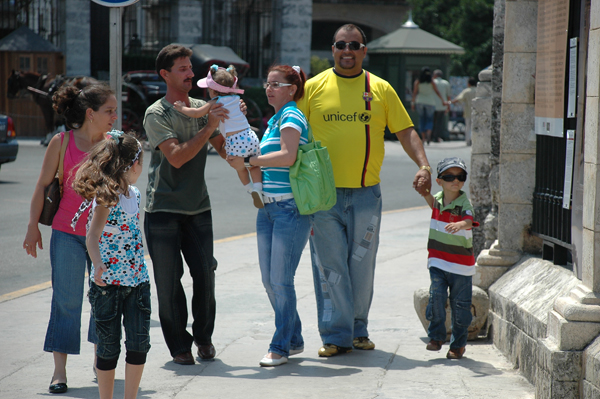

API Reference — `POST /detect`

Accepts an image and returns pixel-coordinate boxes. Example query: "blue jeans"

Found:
[309,185,382,347]
[416,103,435,133]
[89,282,151,361]
[257,198,310,357]
[426,267,473,349]
[144,211,216,357]
[44,229,97,354]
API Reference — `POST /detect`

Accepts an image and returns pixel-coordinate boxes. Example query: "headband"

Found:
[292,66,301,76]
[197,64,244,94]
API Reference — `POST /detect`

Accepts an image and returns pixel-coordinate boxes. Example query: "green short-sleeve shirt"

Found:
[143,97,219,215]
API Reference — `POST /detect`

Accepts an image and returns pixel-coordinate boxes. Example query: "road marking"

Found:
[0,281,52,303]
[1,208,428,303]
[0,231,258,303]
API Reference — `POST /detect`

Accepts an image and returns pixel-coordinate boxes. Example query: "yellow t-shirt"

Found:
[297,68,413,188]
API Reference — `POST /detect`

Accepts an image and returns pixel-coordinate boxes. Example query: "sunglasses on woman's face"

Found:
[333,41,366,51]
[439,174,467,182]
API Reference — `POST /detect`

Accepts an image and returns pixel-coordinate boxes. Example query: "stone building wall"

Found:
[63,0,90,76]
[279,0,312,74]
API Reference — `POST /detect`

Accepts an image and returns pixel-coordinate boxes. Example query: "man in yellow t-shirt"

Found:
[297,23,432,357]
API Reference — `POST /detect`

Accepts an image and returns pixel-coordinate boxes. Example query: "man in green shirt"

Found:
[143,44,228,365]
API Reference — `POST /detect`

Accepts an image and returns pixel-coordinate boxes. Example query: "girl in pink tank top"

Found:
[22,82,118,395]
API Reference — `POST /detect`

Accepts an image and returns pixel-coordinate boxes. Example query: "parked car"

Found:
[0,114,18,171]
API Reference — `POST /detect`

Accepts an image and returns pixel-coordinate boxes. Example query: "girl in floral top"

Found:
[72,131,149,399]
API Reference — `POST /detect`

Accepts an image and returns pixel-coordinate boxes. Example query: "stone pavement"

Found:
[0,207,535,399]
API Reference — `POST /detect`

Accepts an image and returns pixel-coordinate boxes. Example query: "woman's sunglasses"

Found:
[333,41,366,51]
[438,174,467,182]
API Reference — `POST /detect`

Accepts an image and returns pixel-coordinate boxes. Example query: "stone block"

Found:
[471,98,492,154]
[473,264,510,290]
[489,311,521,368]
[582,228,600,293]
[582,381,600,399]
[538,337,583,382]
[547,310,600,351]
[499,102,536,154]
[475,80,492,97]
[536,367,579,399]
[504,1,538,53]
[413,285,489,341]
[554,296,600,322]
[497,203,532,251]
[502,52,536,104]
[469,154,491,207]
[584,96,600,165]
[489,257,580,338]
[499,153,535,204]
[488,310,540,384]
[588,29,600,98]
[584,336,600,388]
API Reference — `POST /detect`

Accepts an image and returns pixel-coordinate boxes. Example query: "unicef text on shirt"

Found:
[323,112,371,123]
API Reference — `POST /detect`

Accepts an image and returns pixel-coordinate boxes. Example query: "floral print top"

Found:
[91,186,149,287]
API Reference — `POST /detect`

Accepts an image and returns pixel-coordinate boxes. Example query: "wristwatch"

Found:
[244,156,252,168]
[419,165,432,174]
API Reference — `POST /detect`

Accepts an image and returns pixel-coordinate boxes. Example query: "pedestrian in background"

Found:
[451,77,477,146]
[298,23,432,358]
[411,66,447,144]
[23,82,116,394]
[73,131,149,399]
[432,70,451,142]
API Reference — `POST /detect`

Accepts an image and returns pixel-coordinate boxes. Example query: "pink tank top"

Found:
[52,131,91,236]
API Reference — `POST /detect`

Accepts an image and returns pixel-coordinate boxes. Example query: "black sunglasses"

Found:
[439,174,467,182]
[333,41,366,51]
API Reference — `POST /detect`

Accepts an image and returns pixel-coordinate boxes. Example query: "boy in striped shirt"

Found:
[422,157,478,360]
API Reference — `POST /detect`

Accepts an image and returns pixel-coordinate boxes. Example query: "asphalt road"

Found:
[0,138,471,297]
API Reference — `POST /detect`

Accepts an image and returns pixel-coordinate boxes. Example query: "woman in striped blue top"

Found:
[227,65,310,367]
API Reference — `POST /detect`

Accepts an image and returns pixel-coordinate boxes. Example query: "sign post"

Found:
[91,0,140,131]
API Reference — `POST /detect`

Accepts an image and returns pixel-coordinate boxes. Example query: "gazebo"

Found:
[367,14,464,107]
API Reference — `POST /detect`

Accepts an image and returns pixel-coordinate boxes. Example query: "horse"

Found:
[7,70,99,137]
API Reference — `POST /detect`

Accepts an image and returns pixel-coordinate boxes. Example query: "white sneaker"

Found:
[259,354,288,367]
[251,190,264,209]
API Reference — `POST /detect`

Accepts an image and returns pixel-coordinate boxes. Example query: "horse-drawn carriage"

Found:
[6,43,262,145]
[7,70,154,142]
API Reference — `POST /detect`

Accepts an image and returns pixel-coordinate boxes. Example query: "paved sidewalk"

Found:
[0,207,534,399]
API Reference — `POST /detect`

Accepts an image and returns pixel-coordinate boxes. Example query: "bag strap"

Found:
[58,132,70,195]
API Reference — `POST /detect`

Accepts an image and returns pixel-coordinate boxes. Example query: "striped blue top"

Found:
[261,101,309,196]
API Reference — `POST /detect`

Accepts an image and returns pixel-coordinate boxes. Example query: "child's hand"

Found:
[415,177,430,197]
[173,100,185,111]
[445,222,466,234]
[94,263,108,286]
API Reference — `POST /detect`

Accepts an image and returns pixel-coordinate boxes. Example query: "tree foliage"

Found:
[407,0,494,77]
[310,55,331,77]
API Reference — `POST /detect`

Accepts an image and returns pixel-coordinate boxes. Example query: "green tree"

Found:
[310,55,331,77]
[407,0,494,77]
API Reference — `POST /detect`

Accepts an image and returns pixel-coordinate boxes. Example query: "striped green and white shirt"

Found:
[427,190,477,276]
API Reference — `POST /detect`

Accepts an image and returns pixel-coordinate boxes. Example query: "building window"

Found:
[37,57,48,74]
[19,56,31,71]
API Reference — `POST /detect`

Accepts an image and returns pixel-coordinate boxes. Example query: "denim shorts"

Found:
[89,282,151,360]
